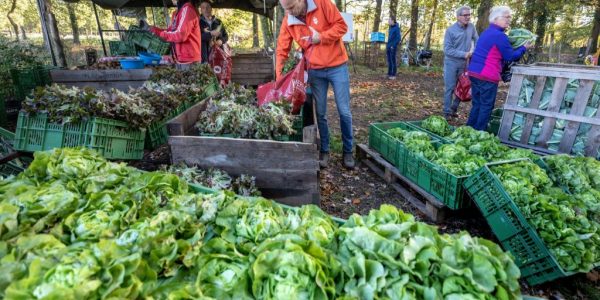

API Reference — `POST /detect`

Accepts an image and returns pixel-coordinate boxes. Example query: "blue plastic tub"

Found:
[138,52,162,65]
[119,58,145,69]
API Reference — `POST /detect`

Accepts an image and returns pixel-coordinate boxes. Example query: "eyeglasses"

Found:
[460,14,471,17]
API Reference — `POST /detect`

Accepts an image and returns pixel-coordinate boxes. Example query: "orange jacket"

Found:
[276,0,348,79]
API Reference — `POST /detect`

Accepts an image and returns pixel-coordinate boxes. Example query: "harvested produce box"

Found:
[465,158,600,285]
[369,117,538,210]
[167,90,319,206]
[498,63,600,158]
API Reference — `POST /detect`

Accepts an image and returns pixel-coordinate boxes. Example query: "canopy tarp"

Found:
[89,0,278,17]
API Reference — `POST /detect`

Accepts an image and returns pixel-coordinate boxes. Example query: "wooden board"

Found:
[50,69,152,91]
[498,63,600,158]
[231,53,273,86]
[356,144,448,222]
[169,136,319,206]
[167,95,320,207]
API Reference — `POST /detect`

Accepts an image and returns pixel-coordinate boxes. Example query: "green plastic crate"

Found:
[109,40,136,56]
[0,163,24,177]
[368,122,418,172]
[145,102,188,149]
[15,112,145,160]
[11,66,53,101]
[290,106,304,142]
[464,159,575,285]
[405,120,455,144]
[148,39,171,55]
[419,153,470,210]
[487,108,503,135]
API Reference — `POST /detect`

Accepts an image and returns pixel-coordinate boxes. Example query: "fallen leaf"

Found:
[352,198,361,205]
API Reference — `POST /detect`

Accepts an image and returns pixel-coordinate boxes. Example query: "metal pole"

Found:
[112,11,122,40]
[93,3,107,56]
[35,0,57,66]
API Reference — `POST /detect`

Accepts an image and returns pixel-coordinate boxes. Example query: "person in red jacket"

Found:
[140,0,201,69]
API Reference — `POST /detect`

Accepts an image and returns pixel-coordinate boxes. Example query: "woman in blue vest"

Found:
[386,16,401,80]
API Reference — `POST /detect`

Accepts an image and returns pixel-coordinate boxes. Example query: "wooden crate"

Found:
[231,52,274,86]
[498,63,600,157]
[50,69,152,91]
[166,97,320,207]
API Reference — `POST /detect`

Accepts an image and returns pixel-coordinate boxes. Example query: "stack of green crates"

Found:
[10,66,53,101]
[463,159,600,285]
[368,121,470,209]
[109,40,136,56]
[127,25,170,55]
[14,112,145,160]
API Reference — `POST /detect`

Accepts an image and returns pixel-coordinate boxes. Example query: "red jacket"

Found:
[150,3,201,63]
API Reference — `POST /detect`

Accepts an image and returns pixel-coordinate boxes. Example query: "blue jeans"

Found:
[443,59,464,115]
[386,47,397,76]
[467,76,498,131]
[308,63,353,153]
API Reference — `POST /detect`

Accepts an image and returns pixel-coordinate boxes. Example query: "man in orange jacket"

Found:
[277,0,355,169]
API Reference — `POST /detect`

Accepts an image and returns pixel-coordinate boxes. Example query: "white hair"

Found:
[489,6,512,23]
[455,6,471,17]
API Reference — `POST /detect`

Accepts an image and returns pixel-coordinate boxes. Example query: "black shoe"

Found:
[319,152,329,168]
[343,153,355,169]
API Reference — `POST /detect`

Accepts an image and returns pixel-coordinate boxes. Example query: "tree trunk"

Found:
[335,0,344,12]
[7,0,19,41]
[372,0,383,33]
[252,13,260,48]
[588,0,600,54]
[260,15,273,50]
[43,0,67,67]
[534,7,548,53]
[67,3,80,45]
[522,0,536,31]
[389,0,398,18]
[408,0,419,53]
[423,0,438,50]
[476,0,493,34]
[20,26,27,40]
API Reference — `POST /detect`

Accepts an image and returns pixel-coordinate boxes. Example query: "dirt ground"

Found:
[317,64,599,299]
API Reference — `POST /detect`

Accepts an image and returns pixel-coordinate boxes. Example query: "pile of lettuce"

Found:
[507,28,537,48]
[161,162,261,197]
[543,155,600,224]
[420,115,453,137]
[21,82,212,128]
[0,148,523,299]
[492,160,600,272]
[387,121,537,176]
[195,84,298,140]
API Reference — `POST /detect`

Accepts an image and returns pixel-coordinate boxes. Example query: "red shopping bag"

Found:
[454,70,472,102]
[454,60,472,102]
[257,56,307,114]
[208,45,232,85]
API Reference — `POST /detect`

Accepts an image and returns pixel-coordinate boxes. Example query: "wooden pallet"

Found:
[498,63,600,156]
[231,52,273,86]
[356,143,447,222]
